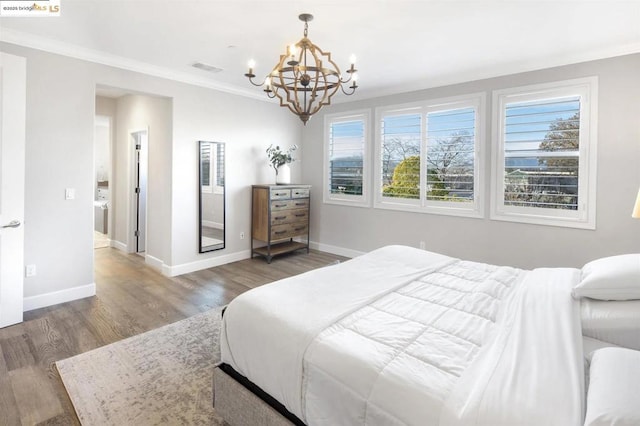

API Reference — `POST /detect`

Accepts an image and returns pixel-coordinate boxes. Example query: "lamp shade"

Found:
[633,188,640,219]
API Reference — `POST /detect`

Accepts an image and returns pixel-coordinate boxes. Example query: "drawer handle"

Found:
[294,213,306,217]
[274,192,287,196]
[294,227,305,232]
[274,204,287,208]
[274,216,286,220]
[295,202,306,206]
[274,231,287,235]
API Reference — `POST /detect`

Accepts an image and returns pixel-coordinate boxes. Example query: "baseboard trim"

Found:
[144,254,164,272]
[309,241,363,258]
[111,240,128,252]
[23,283,96,312]
[162,249,252,277]
[202,220,223,230]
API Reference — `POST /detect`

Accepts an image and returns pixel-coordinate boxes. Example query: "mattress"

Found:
[581,298,640,350]
[220,246,585,426]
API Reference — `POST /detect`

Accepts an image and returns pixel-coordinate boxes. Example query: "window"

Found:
[374,94,484,217]
[491,78,597,229]
[201,143,212,193]
[215,143,225,190]
[201,142,225,194]
[324,110,370,206]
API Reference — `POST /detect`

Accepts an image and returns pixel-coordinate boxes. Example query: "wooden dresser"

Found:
[251,184,311,263]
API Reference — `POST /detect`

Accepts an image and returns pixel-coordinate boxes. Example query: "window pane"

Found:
[329,120,364,195]
[216,143,225,187]
[426,108,475,203]
[381,114,421,199]
[503,97,580,210]
[201,144,211,186]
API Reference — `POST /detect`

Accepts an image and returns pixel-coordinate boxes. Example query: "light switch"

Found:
[65,188,75,200]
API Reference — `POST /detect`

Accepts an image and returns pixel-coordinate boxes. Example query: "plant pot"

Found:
[276,164,291,185]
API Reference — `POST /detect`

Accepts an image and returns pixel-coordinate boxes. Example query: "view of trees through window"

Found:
[503,97,580,210]
[329,119,365,196]
[380,108,476,203]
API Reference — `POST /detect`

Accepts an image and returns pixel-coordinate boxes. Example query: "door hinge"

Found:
[135,187,140,194]
[136,144,141,150]
[134,230,139,237]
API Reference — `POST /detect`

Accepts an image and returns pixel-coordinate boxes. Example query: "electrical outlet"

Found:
[419,241,426,250]
[25,264,37,277]
[240,232,245,240]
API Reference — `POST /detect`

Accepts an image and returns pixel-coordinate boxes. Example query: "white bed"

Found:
[219,245,586,425]
[581,298,640,351]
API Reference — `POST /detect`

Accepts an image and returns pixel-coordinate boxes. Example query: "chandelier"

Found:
[244,13,358,125]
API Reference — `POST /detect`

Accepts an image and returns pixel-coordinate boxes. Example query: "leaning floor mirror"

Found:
[199,141,225,253]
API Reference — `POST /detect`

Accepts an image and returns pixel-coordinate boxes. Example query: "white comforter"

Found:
[220,246,585,425]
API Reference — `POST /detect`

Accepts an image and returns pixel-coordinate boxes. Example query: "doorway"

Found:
[131,129,148,254]
[94,115,111,249]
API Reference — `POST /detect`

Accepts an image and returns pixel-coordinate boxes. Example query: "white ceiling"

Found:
[2,0,639,100]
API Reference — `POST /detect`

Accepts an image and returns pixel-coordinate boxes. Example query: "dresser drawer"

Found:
[271,209,309,226]
[290,198,309,210]
[291,188,310,199]
[270,188,291,200]
[271,198,309,211]
[271,223,308,240]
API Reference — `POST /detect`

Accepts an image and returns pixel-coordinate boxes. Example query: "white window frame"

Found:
[323,109,371,207]
[490,77,598,229]
[374,93,485,218]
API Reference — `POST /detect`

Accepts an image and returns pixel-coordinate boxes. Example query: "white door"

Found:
[0,52,26,328]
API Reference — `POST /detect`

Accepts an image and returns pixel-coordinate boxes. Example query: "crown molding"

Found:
[2,28,639,105]
[0,28,266,101]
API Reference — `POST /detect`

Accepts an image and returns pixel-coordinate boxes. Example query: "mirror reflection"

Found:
[199,141,225,253]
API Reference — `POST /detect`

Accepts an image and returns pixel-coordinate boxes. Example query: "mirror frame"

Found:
[198,140,225,253]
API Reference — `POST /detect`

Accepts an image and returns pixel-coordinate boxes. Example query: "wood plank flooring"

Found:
[0,248,347,425]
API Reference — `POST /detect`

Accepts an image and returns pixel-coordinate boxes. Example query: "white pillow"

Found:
[573,254,640,300]
[584,347,640,426]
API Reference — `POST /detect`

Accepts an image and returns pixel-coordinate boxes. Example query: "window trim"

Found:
[323,109,371,207]
[490,77,598,229]
[373,93,486,218]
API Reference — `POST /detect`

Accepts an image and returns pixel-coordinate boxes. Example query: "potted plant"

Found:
[266,144,297,184]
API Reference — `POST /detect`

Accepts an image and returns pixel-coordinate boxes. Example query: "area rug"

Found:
[56,308,225,425]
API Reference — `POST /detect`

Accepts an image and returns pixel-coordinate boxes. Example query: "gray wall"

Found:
[1,41,301,307]
[302,53,640,269]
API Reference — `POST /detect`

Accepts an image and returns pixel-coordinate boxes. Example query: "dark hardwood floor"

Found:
[0,247,347,425]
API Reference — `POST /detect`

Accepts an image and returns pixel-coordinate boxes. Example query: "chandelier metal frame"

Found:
[244,13,358,124]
